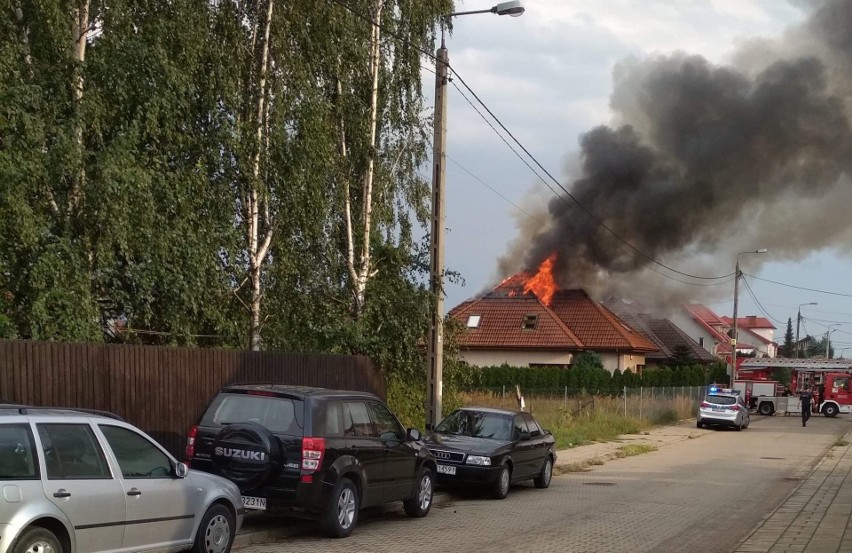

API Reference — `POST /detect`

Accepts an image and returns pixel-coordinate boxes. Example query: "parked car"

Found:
[425,407,556,499]
[186,384,437,538]
[696,389,751,430]
[0,404,243,553]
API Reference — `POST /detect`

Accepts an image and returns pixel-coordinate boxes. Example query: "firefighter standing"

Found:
[800,388,813,427]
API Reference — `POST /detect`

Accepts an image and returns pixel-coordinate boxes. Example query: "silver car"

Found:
[0,406,244,553]
[696,390,750,430]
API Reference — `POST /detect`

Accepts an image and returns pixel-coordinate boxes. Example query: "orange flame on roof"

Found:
[523,253,558,306]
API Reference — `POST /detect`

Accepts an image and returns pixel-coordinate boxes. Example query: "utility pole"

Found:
[426,36,448,430]
[796,302,817,359]
[731,263,740,388]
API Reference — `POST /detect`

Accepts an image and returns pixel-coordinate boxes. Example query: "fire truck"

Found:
[737,358,852,417]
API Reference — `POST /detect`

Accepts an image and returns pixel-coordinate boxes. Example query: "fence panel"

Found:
[0,339,383,456]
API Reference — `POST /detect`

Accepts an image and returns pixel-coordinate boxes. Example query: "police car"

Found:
[696,387,750,431]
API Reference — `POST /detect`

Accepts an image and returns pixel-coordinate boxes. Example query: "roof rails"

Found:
[0,404,125,422]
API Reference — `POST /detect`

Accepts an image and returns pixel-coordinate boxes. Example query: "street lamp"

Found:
[795,302,818,358]
[730,249,768,387]
[426,1,525,430]
[826,324,841,358]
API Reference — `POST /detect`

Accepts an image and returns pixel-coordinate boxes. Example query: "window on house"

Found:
[466,315,481,328]
[699,337,705,348]
[521,314,538,330]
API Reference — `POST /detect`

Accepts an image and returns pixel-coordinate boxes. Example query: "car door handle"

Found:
[53,489,71,498]
[127,488,142,497]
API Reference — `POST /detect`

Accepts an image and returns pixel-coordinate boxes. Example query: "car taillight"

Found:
[185,425,198,462]
[700,401,710,408]
[729,405,740,411]
[302,437,325,472]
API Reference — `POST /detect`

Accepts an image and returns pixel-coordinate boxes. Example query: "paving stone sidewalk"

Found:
[734,431,852,553]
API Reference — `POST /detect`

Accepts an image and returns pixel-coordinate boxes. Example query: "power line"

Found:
[741,275,787,327]
[743,273,852,299]
[326,0,734,283]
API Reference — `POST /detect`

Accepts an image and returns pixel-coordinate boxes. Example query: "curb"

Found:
[233,491,454,548]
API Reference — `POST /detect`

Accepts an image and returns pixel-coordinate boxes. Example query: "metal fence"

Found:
[0,339,384,456]
[464,386,711,420]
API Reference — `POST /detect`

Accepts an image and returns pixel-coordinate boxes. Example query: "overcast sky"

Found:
[423,0,852,352]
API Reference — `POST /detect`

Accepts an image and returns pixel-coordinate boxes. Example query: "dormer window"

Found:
[466,315,481,328]
[522,314,538,330]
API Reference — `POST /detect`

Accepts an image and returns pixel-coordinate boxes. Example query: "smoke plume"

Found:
[500,0,852,306]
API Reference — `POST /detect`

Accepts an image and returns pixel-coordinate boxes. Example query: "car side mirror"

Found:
[174,462,189,479]
[519,431,531,441]
[406,428,421,442]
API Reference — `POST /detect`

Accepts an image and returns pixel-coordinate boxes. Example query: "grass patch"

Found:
[459,390,697,450]
[616,444,658,458]
[834,439,849,448]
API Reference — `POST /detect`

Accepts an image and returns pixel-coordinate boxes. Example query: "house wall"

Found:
[748,327,774,343]
[460,350,574,368]
[604,353,646,373]
[671,312,719,356]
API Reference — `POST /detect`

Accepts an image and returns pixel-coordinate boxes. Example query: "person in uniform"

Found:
[800,387,813,427]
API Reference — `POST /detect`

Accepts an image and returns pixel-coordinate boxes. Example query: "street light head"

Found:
[492,1,525,16]
[756,248,768,254]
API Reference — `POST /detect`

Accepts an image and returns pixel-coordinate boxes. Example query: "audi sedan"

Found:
[425,407,556,500]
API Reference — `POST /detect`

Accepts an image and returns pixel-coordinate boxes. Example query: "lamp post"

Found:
[826,324,841,358]
[730,249,768,387]
[426,1,525,430]
[795,302,818,358]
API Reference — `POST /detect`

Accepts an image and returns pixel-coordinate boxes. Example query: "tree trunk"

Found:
[344,0,382,317]
[248,0,274,351]
[69,0,89,213]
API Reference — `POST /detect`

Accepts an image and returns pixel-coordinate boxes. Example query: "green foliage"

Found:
[780,318,795,358]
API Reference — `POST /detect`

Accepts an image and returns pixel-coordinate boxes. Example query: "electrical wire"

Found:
[326,0,734,283]
[743,273,852,299]
[740,275,787,327]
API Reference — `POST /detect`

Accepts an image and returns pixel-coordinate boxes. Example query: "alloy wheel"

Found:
[418,473,433,511]
[337,488,356,529]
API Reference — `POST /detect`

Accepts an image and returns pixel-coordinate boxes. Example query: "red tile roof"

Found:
[448,278,658,353]
[687,303,727,326]
[720,316,776,330]
[548,290,658,352]
[450,295,581,350]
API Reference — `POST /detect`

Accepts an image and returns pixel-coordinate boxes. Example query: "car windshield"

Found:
[706,395,737,405]
[435,410,512,441]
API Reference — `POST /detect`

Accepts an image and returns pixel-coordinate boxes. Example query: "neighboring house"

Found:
[721,316,777,358]
[448,275,659,373]
[602,298,717,367]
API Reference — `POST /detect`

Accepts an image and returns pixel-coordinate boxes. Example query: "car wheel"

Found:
[758,402,774,416]
[534,456,553,489]
[824,404,840,418]
[322,478,359,538]
[13,526,62,553]
[491,464,511,500]
[193,504,235,553]
[735,421,743,431]
[403,467,434,518]
[696,420,703,429]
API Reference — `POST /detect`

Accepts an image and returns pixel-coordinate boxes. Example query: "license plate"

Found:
[712,407,725,412]
[242,496,267,510]
[437,464,456,475]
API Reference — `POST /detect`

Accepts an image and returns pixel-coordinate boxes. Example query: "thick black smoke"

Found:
[506,0,852,299]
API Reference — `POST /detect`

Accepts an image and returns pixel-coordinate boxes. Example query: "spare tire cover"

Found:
[211,422,283,490]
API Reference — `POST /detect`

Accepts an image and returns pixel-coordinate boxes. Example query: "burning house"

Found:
[449,256,658,373]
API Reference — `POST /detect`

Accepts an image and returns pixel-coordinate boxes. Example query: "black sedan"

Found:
[426,407,556,499]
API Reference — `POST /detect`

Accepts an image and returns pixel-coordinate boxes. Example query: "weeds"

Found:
[616,444,658,458]
[459,390,696,449]
[834,439,849,448]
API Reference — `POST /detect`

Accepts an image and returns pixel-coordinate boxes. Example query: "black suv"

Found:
[186,384,436,538]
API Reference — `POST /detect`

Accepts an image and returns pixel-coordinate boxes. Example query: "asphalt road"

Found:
[238,415,852,553]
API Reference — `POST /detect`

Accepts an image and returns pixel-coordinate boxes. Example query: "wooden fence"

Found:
[0,339,384,456]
